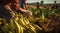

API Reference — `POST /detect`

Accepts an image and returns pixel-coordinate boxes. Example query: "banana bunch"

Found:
[1,14,42,33]
[13,14,42,33]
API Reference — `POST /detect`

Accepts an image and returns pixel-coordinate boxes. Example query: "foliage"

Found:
[0,7,60,33]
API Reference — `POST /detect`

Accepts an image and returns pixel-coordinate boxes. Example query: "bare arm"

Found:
[10,0,27,13]
[10,0,32,16]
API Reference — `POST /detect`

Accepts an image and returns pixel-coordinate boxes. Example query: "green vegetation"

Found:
[0,7,60,33]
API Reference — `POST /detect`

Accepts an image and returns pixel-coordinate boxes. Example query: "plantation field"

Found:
[0,5,60,33]
[26,4,47,9]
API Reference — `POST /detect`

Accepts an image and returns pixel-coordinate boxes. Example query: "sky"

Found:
[26,0,60,3]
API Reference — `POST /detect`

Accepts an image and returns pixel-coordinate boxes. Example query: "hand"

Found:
[27,10,32,16]
[24,10,33,17]
[19,8,33,17]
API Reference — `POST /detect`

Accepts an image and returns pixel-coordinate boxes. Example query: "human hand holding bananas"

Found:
[24,10,33,17]
[20,8,33,17]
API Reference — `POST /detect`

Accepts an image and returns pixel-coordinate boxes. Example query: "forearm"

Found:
[19,8,27,13]
[14,4,27,13]
[11,3,32,16]
[10,3,26,13]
